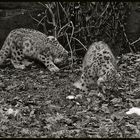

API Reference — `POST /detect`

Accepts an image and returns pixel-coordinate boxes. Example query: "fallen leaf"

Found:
[66,95,75,100]
[126,107,140,116]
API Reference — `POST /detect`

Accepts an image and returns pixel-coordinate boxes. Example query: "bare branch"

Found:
[130,37,140,45]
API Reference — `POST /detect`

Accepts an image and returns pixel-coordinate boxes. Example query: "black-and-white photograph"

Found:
[0,2,140,138]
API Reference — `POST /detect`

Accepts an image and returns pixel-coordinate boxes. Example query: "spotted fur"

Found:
[0,28,68,72]
[73,41,121,93]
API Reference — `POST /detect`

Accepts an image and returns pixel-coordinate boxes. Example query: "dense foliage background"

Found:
[34,2,130,56]
[0,2,140,56]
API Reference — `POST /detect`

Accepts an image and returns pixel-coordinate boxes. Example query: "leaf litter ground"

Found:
[0,53,140,138]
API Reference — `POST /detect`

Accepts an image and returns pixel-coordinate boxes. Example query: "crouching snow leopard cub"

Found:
[0,28,68,72]
[73,41,121,93]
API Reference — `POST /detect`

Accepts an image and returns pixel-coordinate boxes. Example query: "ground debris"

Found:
[0,53,140,138]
